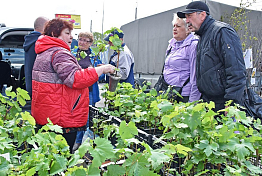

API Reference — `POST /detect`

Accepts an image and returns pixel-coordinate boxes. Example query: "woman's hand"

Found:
[102,64,115,74]
[95,64,115,76]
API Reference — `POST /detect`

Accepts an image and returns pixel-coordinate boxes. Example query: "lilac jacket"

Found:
[163,33,201,102]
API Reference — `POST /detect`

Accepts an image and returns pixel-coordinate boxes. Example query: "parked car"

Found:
[0,25,33,91]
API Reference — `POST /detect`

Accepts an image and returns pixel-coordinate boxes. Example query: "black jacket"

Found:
[195,16,246,108]
[23,31,41,97]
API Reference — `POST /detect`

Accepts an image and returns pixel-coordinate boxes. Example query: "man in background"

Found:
[177,1,246,111]
[23,16,49,98]
[104,30,135,87]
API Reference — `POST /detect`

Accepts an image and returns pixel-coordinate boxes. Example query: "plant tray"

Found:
[88,106,262,175]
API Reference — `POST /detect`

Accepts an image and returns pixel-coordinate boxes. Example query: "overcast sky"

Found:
[1,0,262,38]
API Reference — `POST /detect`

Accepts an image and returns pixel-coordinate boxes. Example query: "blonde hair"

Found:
[78,32,94,43]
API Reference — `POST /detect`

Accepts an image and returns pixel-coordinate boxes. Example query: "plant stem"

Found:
[256,148,259,166]
[4,106,12,121]
[115,51,120,76]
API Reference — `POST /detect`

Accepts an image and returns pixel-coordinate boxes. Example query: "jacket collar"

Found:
[169,33,197,49]
[195,15,215,36]
[35,35,71,54]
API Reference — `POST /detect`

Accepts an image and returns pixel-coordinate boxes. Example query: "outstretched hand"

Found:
[102,64,115,74]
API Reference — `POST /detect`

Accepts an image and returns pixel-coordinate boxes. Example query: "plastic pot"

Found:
[108,73,122,92]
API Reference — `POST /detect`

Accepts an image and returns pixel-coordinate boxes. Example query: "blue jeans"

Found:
[75,92,94,144]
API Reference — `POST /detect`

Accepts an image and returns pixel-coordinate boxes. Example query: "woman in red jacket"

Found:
[31,19,115,153]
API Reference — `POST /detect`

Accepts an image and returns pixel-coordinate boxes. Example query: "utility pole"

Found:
[135,2,138,20]
[102,2,104,38]
[90,19,92,33]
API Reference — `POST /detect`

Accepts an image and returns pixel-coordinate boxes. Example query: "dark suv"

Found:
[0,25,33,91]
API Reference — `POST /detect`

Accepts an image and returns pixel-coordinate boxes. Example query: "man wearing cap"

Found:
[104,30,135,87]
[177,1,246,111]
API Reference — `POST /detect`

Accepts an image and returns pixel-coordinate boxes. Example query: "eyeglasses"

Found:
[78,38,92,43]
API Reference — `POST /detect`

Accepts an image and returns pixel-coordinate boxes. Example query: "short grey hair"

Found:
[172,13,187,29]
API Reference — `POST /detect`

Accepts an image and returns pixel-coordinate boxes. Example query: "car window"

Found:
[0,48,24,64]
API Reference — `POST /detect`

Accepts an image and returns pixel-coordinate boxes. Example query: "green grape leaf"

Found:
[106,165,125,176]
[150,88,158,96]
[148,150,170,169]
[110,35,122,47]
[91,47,101,56]
[198,140,219,157]
[175,144,192,156]
[160,144,177,155]
[123,100,133,107]
[38,169,49,176]
[119,121,138,140]
[234,144,251,160]
[88,166,101,176]
[184,111,201,131]
[89,138,115,168]
[71,168,87,176]
[0,156,9,176]
[21,111,35,126]
[227,138,254,160]
[0,138,13,151]
[50,154,68,175]
[192,103,205,111]
[207,101,215,110]
[68,151,82,167]
[26,166,36,176]
[244,160,262,174]
[80,51,87,58]
[17,87,30,100]
[139,168,159,176]
[157,100,173,113]
[123,153,148,175]
[5,89,16,98]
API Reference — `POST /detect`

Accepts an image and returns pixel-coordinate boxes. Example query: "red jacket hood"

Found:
[35,35,71,54]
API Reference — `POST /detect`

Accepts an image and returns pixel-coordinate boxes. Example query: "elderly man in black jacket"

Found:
[177,1,246,111]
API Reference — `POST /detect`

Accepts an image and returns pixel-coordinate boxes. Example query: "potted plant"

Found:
[104,27,124,92]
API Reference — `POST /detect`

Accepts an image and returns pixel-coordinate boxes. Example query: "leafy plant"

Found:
[72,45,87,61]
[90,39,108,67]
[98,81,262,175]
[104,27,124,76]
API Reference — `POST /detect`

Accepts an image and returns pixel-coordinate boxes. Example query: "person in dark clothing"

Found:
[177,1,246,111]
[23,16,49,98]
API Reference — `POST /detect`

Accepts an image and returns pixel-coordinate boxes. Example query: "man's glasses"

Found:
[79,38,92,43]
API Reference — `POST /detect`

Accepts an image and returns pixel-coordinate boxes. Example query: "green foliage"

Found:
[99,81,262,175]
[90,39,108,65]
[104,27,124,72]
[2,82,262,175]
[93,32,103,42]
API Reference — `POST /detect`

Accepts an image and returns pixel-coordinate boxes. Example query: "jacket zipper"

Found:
[71,94,81,113]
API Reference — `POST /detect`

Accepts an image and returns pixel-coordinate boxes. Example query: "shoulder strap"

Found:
[182,77,190,88]
[161,47,172,74]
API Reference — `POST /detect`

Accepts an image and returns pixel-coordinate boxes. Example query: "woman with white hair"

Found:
[162,14,201,102]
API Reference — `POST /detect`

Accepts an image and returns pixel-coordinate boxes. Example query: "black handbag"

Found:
[242,86,262,120]
[154,47,190,101]
[154,74,169,94]
[165,78,190,101]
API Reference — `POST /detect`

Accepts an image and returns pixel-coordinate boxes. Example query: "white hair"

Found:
[172,13,187,29]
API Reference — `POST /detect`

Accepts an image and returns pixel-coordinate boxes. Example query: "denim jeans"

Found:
[75,92,94,144]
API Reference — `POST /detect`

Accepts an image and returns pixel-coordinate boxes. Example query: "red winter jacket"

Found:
[31,35,98,128]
